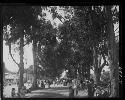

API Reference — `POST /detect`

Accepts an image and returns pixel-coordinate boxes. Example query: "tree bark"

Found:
[8,43,20,66]
[93,46,100,85]
[87,66,94,97]
[32,39,38,88]
[106,6,119,97]
[88,83,94,97]
[3,62,5,83]
[18,35,24,92]
[93,47,108,85]
[88,7,102,86]
[8,35,24,92]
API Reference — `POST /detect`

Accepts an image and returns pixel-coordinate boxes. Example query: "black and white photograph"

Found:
[2,5,120,98]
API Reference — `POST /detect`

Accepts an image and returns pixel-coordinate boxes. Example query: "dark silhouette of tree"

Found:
[3,5,38,91]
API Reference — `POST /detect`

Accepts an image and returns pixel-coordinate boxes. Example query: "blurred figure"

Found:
[37,79,39,87]
[72,79,79,97]
[24,82,31,93]
[53,80,56,87]
[68,80,74,98]
[88,78,94,97]
[11,88,16,98]
[69,86,74,97]
[17,81,19,86]
[48,80,51,88]
[41,81,45,88]
[19,86,27,98]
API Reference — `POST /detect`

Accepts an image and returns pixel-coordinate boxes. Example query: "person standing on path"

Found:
[11,88,16,98]
[72,78,79,97]
[87,79,94,97]
[68,79,74,98]
[53,80,56,87]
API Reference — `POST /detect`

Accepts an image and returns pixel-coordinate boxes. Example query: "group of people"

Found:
[68,78,95,97]
[10,78,95,98]
[11,86,28,98]
[37,79,52,88]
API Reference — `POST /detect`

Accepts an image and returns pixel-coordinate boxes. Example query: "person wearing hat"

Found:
[72,78,79,97]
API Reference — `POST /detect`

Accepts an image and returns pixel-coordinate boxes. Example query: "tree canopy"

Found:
[3,5,119,97]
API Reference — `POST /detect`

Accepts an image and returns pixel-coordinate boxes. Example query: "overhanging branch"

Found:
[114,27,119,32]
[8,43,20,67]
[23,37,33,47]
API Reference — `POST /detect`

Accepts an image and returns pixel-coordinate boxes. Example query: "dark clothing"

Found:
[88,82,94,97]
[11,90,16,98]
[41,82,45,88]
[69,86,74,97]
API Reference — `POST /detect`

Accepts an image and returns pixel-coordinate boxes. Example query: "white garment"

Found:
[73,85,77,89]
[72,79,79,89]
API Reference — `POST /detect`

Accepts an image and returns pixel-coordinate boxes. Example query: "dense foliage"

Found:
[3,5,119,97]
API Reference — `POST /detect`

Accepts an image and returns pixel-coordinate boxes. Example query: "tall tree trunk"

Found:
[93,46,101,85]
[18,35,24,92]
[106,6,119,97]
[3,62,5,83]
[32,39,38,88]
[8,35,24,92]
[87,66,94,97]
[88,7,102,85]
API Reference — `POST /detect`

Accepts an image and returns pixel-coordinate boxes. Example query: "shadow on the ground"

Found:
[43,88,68,91]
[26,87,88,98]
[31,87,69,92]
[39,87,68,90]
[30,91,69,98]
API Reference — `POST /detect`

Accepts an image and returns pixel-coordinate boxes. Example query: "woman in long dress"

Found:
[72,79,79,97]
